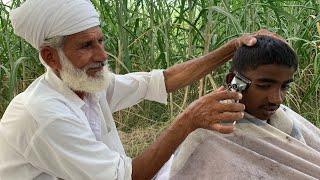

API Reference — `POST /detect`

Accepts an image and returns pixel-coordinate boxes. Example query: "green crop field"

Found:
[1,0,319,157]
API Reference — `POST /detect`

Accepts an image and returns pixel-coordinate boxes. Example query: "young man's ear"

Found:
[40,46,61,70]
[226,72,235,84]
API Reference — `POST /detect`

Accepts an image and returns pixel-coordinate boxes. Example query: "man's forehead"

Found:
[255,77,293,84]
[243,64,295,83]
[67,26,103,41]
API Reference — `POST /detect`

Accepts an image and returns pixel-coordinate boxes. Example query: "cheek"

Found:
[241,93,255,110]
[64,49,92,69]
[241,88,266,110]
[71,52,92,69]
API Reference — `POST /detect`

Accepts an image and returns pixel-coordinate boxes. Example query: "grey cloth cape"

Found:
[169,105,320,180]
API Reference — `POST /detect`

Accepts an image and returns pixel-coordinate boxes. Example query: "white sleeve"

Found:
[24,117,132,180]
[106,70,168,113]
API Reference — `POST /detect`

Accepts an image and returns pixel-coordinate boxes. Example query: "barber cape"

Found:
[165,105,320,180]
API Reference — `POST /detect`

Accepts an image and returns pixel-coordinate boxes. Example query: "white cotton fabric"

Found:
[82,95,103,141]
[10,0,100,50]
[0,69,167,180]
[159,105,320,180]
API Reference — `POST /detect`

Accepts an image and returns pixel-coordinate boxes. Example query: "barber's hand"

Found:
[233,33,257,49]
[231,29,287,50]
[253,29,287,43]
[213,33,256,62]
[182,87,245,134]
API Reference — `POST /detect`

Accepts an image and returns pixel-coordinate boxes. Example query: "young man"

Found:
[228,35,297,122]
[0,0,264,179]
[160,36,320,179]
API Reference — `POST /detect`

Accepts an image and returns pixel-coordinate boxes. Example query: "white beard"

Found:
[57,48,110,93]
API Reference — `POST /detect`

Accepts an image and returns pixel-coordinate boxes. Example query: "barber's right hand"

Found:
[253,29,287,44]
[182,86,245,134]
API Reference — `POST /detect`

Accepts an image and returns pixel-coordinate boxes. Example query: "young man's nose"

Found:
[268,89,284,105]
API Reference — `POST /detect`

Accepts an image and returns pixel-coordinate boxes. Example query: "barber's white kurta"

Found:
[0,69,167,180]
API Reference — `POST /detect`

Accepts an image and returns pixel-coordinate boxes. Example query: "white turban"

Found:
[10,0,100,50]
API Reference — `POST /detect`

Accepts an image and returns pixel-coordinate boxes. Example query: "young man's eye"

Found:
[255,84,271,89]
[281,84,291,91]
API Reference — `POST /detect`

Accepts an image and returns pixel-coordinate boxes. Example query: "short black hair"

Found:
[232,35,298,73]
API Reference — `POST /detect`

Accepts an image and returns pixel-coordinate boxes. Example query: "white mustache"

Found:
[84,61,107,70]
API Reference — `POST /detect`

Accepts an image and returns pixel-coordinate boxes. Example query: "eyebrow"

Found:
[75,35,104,45]
[255,78,293,83]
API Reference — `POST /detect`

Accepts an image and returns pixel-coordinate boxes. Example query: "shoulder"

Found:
[1,76,86,151]
[1,75,69,130]
[280,104,320,139]
[279,104,314,127]
[23,78,81,124]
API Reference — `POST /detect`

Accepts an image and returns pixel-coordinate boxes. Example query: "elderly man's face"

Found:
[56,26,110,93]
[62,26,107,77]
[239,64,295,120]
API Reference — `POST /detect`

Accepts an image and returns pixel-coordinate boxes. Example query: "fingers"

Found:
[254,29,278,37]
[237,34,257,48]
[216,111,244,121]
[210,124,235,134]
[208,90,243,101]
[214,86,225,92]
[209,113,242,134]
[253,29,287,44]
[214,102,245,112]
[237,29,288,50]
[183,89,245,134]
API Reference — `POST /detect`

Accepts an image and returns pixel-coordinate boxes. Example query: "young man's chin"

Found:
[254,109,278,121]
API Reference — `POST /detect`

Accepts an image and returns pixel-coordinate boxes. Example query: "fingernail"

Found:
[238,93,243,99]
[233,121,236,126]
[249,38,256,45]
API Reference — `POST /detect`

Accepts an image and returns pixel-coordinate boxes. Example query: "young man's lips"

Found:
[262,106,279,115]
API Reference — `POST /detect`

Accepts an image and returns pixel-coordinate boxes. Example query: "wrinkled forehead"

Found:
[66,26,103,39]
[62,26,104,46]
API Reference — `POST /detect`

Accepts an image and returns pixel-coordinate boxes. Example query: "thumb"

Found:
[215,86,225,92]
[210,123,235,134]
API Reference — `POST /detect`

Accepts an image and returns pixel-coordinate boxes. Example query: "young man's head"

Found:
[227,35,298,120]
